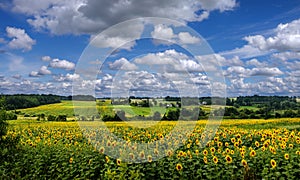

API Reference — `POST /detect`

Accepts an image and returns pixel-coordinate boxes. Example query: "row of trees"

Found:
[2,94,61,110]
[212,107,300,119]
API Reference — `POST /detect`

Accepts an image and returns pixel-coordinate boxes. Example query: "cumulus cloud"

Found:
[109,58,138,71]
[90,20,144,50]
[49,58,75,70]
[244,19,300,52]
[29,66,52,77]
[249,67,283,76]
[38,66,51,75]
[11,0,237,35]
[29,71,39,77]
[6,26,36,51]
[134,49,188,65]
[53,73,80,82]
[225,66,283,78]
[151,24,201,45]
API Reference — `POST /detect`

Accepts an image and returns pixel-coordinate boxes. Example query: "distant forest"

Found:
[1,94,62,110]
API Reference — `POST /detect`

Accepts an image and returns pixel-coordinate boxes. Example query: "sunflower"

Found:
[288,144,293,149]
[176,163,183,171]
[213,156,218,164]
[147,155,152,163]
[241,159,247,167]
[284,153,289,160]
[255,141,260,147]
[234,142,239,147]
[296,151,300,155]
[210,147,216,153]
[218,142,222,147]
[231,138,236,143]
[195,150,199,156]
[231,150,235,155]
[139,151,145,159]
[203,149,208,156]
[178,150,184,157]
[249,150,256,157]
[270,159,276,168]
[225,142,229,147]
[167,150,173,157]
[99,147,105,154]
[116,158,122,166]
[69,157,73,164]
[225,155,233,163]
[203,156,208,164]
[105,156,110,163]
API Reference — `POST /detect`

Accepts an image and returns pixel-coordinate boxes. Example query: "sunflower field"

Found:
[1,119,300,179]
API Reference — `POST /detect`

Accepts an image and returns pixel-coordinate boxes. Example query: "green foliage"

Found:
[3,94,61,110]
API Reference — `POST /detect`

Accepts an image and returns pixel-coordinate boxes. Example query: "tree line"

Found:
[1,94,61,110]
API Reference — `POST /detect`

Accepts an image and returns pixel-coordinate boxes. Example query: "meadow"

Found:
[2,118,300,179]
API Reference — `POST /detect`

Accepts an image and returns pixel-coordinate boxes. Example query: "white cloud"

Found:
[249,67,283,76]
[178,32,201,44]
[151,24,201,45]
[11,0,237,35]
[244,19,300,52]
[134,49,188,65]
[246,59,267,67]
[225,66,283,78]
[49,58,75,70]
[41,56,51,61]
[272,52,300,61]
[151,24,175,44]
[6,26,36,51]
[29,71,39,77]
[109,58,138,71]
[53,73,80,82]
[90,21,144,50]
[38,66,51,75]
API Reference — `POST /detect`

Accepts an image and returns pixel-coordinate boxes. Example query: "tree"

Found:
[0,97,8,142]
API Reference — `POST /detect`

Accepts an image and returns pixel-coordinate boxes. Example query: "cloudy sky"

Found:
[0,0,300,97]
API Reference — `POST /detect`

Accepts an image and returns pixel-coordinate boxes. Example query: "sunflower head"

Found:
[284,153,289,160]
[241,159,247,167]
[249,150,256,157]
[270,159,276,168]
[176,163,183,171]
[116,159,121,166]
[225,155,233,163]
[213,156,218,164]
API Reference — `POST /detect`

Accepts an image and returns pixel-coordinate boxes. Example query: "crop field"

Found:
[2,118,300,179]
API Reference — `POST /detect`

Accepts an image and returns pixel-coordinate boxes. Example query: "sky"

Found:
[0,0,300,97]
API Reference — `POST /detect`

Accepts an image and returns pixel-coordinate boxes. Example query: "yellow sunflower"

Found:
[116,158,121,166]
[225,155,233,163]
[270,159,276,168]
[249,150,256,157]
[241,159,247,167]
[213,156,218,164]
[176,163,183,171]
[284,153,289,160]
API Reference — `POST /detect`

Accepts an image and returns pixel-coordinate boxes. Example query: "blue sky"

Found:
[0,0,300,97]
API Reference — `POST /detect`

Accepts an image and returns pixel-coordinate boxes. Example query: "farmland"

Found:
[1,118,300,179]
[1,95,300,179]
